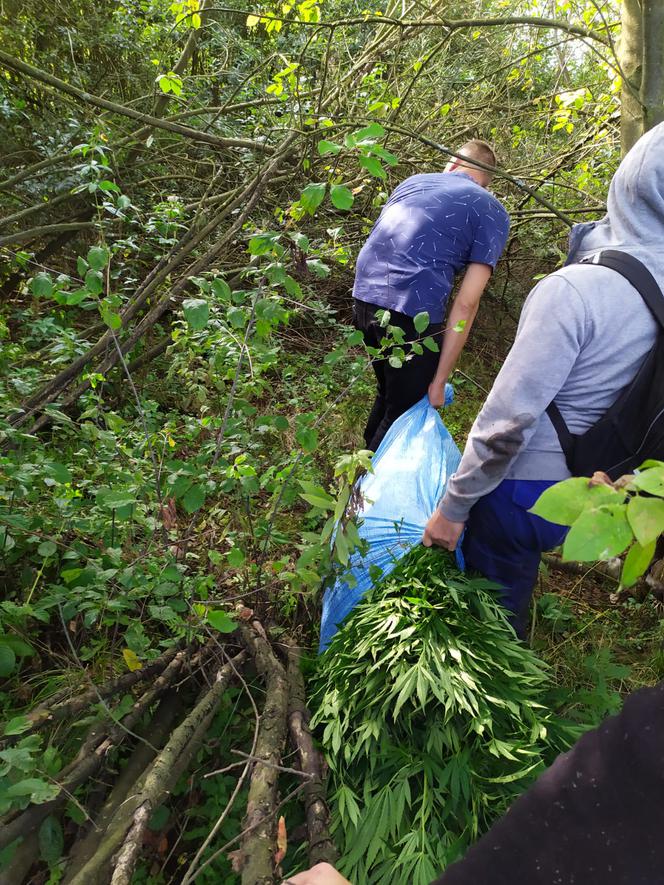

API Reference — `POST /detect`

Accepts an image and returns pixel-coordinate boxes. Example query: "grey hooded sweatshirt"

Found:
[440,122,664,524]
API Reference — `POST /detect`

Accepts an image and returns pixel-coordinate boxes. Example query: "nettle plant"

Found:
[532,460,664,587]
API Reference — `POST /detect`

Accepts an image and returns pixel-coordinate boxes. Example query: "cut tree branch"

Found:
[0,50,274,154]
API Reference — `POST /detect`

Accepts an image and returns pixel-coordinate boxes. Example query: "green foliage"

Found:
[532,462,664,586]
[312,547,584,884]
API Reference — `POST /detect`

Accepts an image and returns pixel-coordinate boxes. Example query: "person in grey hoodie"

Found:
[423,122,664,636]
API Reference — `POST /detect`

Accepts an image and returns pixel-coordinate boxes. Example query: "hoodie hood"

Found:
[567,122,664,285]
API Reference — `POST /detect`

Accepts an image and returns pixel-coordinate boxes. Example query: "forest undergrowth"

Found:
[1,0,663,881]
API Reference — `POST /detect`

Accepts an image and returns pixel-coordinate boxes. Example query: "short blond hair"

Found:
[456,139,497,181]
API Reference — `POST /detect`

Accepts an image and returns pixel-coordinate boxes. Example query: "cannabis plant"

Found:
[312,547,582,884]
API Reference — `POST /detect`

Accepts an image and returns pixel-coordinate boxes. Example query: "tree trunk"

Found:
[620,0,644,154]
[620,0,664,154]
[640,0,664,132]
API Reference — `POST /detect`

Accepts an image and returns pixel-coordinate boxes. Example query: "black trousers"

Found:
[353,298,443,451]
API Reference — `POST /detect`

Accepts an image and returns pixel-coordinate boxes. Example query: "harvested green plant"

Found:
[312,547,583,885]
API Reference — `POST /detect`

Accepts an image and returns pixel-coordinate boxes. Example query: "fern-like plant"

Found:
[312,547,583,884]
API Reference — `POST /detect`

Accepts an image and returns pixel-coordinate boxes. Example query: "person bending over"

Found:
[352,139,510,451]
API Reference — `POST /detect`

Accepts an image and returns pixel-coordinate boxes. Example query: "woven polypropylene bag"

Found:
[320,390,462,651]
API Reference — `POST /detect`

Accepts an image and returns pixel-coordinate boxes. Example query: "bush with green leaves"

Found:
[312,547,584,885]
[532,460,664,587]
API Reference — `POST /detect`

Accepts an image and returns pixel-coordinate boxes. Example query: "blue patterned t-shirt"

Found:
[352,172,510,322]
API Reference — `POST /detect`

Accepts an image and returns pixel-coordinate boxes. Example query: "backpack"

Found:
[546,250,664,480]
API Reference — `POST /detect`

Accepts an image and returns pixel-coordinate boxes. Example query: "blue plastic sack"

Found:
[319,389,463,652]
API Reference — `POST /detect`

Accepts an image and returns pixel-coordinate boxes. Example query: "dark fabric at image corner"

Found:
[433,681,664,885]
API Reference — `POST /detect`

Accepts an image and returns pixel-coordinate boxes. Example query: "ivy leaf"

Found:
[413,311,430,333]
[621,538,656,588]
[207,609,237,633]
[183,298,209,331]
[422,336,439,352]
[388,355,402,369]
[626,496,664,546]
[531,478,623,527]
[183,483,206,513]
[87,246,110,270]
[300,182,327,215]
[562,505,633,562]
[39,815,64,865]
[359,155,386,179]
[318,140,342,155]
[31,273,53,298]
[329,184,354,210]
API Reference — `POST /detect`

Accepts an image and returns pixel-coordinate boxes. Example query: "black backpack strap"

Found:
[546,401,575,462]
[588,249,664,329]
[545,250,664,467]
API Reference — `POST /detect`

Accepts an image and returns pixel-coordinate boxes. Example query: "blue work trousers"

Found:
[462,479,568,637]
